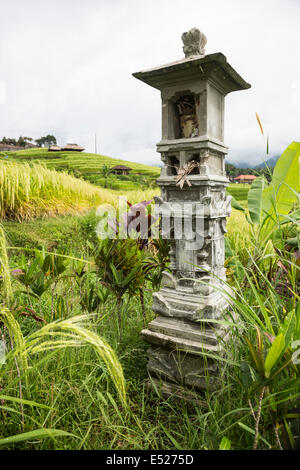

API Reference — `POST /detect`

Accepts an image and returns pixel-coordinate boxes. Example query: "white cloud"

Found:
[0,0,299,166]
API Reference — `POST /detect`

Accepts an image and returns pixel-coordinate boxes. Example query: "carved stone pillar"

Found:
[133,28,250,400]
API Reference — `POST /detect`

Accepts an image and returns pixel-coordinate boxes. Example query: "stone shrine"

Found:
[133,28,251,400]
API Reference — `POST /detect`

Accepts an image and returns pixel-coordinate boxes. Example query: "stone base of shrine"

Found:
[145,377,207,405]
[152,283,231,322]
[141,315,231,399]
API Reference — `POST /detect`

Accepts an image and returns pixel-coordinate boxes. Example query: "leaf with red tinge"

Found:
[264,331,276,343]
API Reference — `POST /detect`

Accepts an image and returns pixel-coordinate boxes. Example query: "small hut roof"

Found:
[111,165,132,171]
[61,143,85,151]
[49,145,61,151]
[234,175,256,180]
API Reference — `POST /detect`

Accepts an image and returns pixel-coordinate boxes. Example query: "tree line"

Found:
[225,162,273,181]
[0,135,57,148]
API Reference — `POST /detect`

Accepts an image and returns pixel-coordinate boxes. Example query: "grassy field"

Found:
[0,159,158,220]
[0,144,298,450]
[1,201,298,450]
[2,148,160,191]
[1,147,251,200]
[0,150,248,221]
[0,208,251,450]
[226,184,250,201]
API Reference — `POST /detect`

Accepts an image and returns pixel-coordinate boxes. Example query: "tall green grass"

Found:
[0,227,128,448]
[0,171,298,449]
[0,160,158,221]
[0,160,108,220]
[0,224,12,302]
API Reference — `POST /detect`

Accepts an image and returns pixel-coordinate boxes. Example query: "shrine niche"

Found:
[175,94,199,139]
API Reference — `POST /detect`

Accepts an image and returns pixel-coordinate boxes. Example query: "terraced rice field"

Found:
[2,148,160,191]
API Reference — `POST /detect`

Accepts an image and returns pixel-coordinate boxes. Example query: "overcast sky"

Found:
[0,0,299,166]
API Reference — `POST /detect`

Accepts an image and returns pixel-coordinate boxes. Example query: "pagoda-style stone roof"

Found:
[133,52,251,94]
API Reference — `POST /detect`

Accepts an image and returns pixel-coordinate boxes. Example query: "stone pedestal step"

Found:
[153,289,230,321]
[149,316,226,346]
[141,327,222,354]
[146,377,208,405]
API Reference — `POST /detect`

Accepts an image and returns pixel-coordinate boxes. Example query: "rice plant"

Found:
[0,159,159,221]
[0,160,116,220]
[3,147,160,192]
[0,140,299,449]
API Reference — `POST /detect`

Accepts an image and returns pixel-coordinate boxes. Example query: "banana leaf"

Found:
[261,142,300,238]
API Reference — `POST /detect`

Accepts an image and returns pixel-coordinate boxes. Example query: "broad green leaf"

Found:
[230,196,246,212]
[219,437,231,450]
[244,335,265,376]
[264,333,285,376]
[280,310,296,349]
[247,176,268,225]
[261,142,300,237]
[268,356,294,381]
[279,209,300,225]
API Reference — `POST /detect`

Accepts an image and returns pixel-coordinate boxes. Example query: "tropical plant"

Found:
[93,238,152,335]
[215,231,300,449]
[240,311,300,449]
[104,199,169,322]
[107,199,157,249]
[100,164,112,188]
[231,142,300,248]
[148,233,170,290]
[79,274,109,314]
[0,224,128,449]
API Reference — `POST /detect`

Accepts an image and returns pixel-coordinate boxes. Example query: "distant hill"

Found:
[0,148,160,191]
[226,155,279,170]
[254,155,280,169]
[225,162,272,182]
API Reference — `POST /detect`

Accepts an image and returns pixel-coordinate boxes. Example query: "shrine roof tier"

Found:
[133,52,251,94]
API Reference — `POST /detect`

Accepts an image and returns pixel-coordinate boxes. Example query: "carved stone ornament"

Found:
[182,27,207,58]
